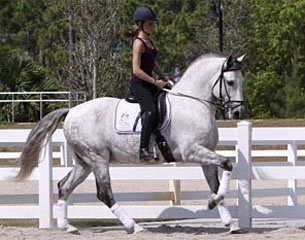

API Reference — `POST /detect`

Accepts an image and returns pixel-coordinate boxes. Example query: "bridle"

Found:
[211,59,244,114]
[163,58,244,113]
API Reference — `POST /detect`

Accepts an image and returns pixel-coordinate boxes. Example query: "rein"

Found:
[163,59,244,112]
[162,88,216,106]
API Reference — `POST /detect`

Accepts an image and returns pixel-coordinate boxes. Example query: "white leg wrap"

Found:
[217,200,233,226]
[57,200,68,229]
[111,203,135,232]
[217,170,231,196]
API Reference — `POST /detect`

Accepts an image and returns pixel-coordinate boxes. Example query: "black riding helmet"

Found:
[133,6,159,24]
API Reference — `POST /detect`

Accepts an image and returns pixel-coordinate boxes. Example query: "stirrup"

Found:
[139,148,154,160]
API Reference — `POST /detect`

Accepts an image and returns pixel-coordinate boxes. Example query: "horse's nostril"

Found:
[233,111,240,119]
[232,108,245,120]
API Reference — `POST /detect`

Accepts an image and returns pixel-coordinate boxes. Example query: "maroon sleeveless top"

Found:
[131,37,157,84]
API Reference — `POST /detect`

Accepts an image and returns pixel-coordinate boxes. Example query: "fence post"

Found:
[11,93,15,122]
[39,93,43,120]
[169,163,181,205]
[287,140,297,205]
[39,138,53,228]
[237,121,252,228]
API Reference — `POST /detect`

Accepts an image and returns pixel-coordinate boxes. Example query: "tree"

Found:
[1,0,305,119]
[0,51,58,122]
[0,0,64,87]
[244,0,305,118]
[63,0,123,99]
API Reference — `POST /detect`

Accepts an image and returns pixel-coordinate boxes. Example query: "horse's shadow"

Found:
[139,226,287,236]
[145,225,228,235]
[86,206,302,236]
[89,224,278,236]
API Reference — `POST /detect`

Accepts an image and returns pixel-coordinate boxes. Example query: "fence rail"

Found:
[0,121,305,229]
[0,91,86,122]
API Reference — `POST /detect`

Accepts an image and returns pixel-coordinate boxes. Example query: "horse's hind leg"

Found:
[92,161,144,234]
[57,153,91,232]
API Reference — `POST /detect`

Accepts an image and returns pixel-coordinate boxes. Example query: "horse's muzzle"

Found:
[229,104,245,120]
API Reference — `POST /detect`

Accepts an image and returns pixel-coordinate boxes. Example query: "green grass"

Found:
[216,118,305,128]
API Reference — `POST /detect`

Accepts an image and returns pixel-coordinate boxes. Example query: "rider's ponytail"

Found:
[121,28,139,38]
[122,21,144,39]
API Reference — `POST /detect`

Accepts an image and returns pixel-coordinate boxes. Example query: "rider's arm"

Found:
[153,61,168,80]
[154,61,174,89]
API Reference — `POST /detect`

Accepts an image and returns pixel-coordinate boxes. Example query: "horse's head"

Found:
[212,55,246,119]
[170,53,245,120]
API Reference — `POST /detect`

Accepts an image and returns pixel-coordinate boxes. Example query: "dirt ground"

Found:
[1,221,305,240]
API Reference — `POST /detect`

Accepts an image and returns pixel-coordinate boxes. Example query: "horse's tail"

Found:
[15,108,69,181]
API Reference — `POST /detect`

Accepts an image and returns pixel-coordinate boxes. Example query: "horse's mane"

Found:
[176,45,229,79]
[184,44,229,63]
[189,52,225,67]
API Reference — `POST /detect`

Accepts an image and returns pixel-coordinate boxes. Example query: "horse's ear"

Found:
[225,55,234,69]
[224,55,243,72]
[237,54,246,63]
[227,55,233,66]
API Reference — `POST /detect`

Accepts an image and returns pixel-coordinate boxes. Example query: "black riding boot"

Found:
[139,111,156,160]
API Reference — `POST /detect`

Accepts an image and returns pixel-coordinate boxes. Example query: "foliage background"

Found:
[1,0,305,121]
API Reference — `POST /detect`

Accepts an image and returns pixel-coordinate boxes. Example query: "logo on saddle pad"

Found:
[114,94,171,134]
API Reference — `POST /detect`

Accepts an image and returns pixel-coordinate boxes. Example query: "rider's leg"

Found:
[139,110,156,160]
[130,83,158,160]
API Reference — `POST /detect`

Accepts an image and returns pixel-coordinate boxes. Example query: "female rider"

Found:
[123,6,170,160]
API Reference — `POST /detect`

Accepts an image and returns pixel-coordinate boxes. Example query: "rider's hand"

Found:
[155,79,168,88]
[165,79,174,89]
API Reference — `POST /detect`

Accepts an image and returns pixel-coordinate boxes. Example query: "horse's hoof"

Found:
[226,223,241,234]
[129,223,145,234]
[221,159,233,171]
[207,193,224,210]
[65,224,79,234]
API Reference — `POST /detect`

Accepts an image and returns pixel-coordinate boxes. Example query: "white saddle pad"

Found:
[114,96,171,134]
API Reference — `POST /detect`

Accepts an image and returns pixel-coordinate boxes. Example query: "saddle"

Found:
[126,91,168,131]
[114,90,175,162]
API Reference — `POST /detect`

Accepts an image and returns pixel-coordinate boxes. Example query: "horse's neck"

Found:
[173,58,222,99]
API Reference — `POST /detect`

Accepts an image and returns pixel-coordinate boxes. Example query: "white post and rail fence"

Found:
[0,91,86,122]
[0,121,305,229]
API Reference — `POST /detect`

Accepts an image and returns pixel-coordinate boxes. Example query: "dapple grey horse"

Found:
[15,53,245,234]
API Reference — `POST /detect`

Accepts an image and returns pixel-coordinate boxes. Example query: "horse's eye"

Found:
[227,80,234,86]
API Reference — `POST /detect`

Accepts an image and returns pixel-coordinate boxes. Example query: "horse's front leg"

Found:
[183,144,233,171]
[183,144,233,208]
[205,168,232,210]
[202,165,238,233]
[183,145,238,232]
